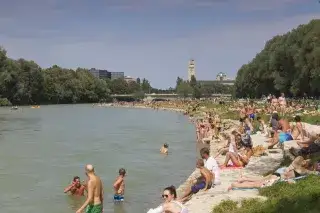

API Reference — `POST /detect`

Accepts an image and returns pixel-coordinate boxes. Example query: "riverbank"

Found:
[108,102,320,213]
[106,104,283,212]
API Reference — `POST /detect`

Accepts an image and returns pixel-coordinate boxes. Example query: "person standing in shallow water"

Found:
[64,176,86,196]
[113,168,126,202]
[76,164,103,213]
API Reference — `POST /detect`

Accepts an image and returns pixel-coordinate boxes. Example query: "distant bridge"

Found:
[111,93,232,100]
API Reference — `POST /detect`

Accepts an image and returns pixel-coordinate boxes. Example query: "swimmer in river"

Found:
[160,143,169,154]
[113,168,126,202]
[64,176,86,196]
[76,164,104,213]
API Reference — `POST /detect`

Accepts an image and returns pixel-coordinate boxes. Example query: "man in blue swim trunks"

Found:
[113,168,126,202]
[178,159,213,203]
[268,117,293,149]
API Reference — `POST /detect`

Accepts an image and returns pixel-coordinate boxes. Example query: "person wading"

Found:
[76,164,104,213]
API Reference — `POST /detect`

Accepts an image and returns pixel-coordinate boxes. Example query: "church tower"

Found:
[188,59,195,81]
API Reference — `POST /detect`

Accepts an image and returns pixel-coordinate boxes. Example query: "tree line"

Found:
[0,47,157,105]
[234,19,320,98]
[0,45,234,105]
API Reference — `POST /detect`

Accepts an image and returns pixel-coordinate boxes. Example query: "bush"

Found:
[212,175,320,213]
[0,98,12,106]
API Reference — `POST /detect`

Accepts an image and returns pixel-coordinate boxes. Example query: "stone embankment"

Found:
[177,134,283,213]
[178,122,319,213]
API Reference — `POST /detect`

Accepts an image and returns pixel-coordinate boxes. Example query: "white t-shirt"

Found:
[204,156,221,185]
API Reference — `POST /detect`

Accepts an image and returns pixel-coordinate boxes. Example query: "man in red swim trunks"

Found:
[64,176,86,196]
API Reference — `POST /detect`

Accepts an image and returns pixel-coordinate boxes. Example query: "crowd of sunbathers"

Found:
[93,97,320,213]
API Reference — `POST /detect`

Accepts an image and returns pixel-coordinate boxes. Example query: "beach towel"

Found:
[231,187,259,191]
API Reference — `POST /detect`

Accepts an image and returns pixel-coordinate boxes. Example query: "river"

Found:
[0,105,196,213]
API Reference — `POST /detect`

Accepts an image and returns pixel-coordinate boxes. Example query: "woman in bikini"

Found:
[147,185,188,213]
[222,130,253,167]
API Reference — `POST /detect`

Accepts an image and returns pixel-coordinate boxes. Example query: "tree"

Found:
[175,77,183,90]
[192,85,202,99]
[176,81,192,99]
[189,75,197,88]
[109,78,129,94]
[234,19,320,98]
[0,45,169,104]
[141,78,151,93]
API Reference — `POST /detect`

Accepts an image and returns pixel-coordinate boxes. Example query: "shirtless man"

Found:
[178,159,214,203]
[268,118,293,149]
[76,165,103,213]
[113,168,126,202]
[64,176,86,196]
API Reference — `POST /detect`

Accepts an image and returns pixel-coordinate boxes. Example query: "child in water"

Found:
[113,168,126,202]
[160,143,169,154]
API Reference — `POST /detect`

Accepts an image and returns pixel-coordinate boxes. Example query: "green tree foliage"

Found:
[175,76,183,89]
[141,78,152,93]
[234,19,320,98]
[177,81,192,98]
[189,75,197,88]
[0,46,154,104]
[192,86,202,99]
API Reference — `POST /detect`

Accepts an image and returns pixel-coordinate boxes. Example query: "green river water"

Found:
[0,105,196,213]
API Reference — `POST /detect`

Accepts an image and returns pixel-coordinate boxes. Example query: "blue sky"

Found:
[0,0,319,88]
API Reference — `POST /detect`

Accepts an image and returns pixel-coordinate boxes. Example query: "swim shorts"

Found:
[191,181,212,193]
[114,194,124,202]
[278,132,293,143]
[85,204,102,213]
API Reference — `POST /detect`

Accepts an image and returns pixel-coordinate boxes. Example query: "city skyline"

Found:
[0,0,319,88]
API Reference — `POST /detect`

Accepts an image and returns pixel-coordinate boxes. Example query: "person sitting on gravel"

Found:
[291,115,306,141]
[202,123,216,144]
[178,159,214,203]
[256,116,268,136]
[200,147,221,185]
[222,130,253,167]
[268,116,293,149]
[147,185,188,213]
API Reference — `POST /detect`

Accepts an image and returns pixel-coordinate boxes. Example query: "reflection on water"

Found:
[0,106,196,213]
[65,195,85,211]
[113,202,127,213]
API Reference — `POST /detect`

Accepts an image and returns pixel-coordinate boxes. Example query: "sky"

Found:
[0,0,319,88]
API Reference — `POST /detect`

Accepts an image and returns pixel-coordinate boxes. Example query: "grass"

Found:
[212,175,320,213]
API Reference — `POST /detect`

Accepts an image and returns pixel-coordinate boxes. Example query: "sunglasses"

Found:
[162,194,169,198]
